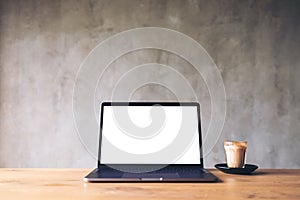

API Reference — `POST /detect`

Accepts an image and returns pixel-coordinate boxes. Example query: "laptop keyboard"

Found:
[99,165,204,174]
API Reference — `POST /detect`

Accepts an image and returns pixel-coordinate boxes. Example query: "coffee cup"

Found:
[224,141,247,168]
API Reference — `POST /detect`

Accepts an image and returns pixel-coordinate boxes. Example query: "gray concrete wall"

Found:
[0,0,299,168]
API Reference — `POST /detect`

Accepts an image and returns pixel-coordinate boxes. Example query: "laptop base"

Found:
[84,164,218,182]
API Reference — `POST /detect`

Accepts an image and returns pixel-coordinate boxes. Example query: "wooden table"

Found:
[0,169,299,199]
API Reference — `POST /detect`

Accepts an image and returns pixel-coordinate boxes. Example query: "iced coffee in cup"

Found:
[224,141,247,168]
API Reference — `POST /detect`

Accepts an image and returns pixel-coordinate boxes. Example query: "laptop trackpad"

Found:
[122,173,180,179]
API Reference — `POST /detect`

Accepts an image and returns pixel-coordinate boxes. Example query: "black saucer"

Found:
[215,163,258,175]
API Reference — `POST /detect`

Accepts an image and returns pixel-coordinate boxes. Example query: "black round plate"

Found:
[215,163,258,175]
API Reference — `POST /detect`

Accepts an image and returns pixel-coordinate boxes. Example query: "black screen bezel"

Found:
[97,102,204,168]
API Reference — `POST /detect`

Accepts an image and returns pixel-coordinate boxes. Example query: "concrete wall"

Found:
[0,0,299,168]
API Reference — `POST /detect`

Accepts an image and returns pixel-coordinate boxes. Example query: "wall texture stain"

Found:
[0,0,299,168]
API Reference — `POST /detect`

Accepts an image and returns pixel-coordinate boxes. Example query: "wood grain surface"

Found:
[0,169,299,200]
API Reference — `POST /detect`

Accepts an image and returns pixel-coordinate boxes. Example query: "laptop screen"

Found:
[100,103,202,165]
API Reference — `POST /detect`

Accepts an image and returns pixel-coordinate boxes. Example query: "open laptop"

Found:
[84,102,218,182]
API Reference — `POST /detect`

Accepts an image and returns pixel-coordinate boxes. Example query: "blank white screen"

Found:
[100,106,201,164]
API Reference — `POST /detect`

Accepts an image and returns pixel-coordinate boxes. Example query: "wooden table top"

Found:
[0,168,299,200]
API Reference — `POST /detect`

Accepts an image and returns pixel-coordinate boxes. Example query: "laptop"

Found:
[84,102,218,182]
